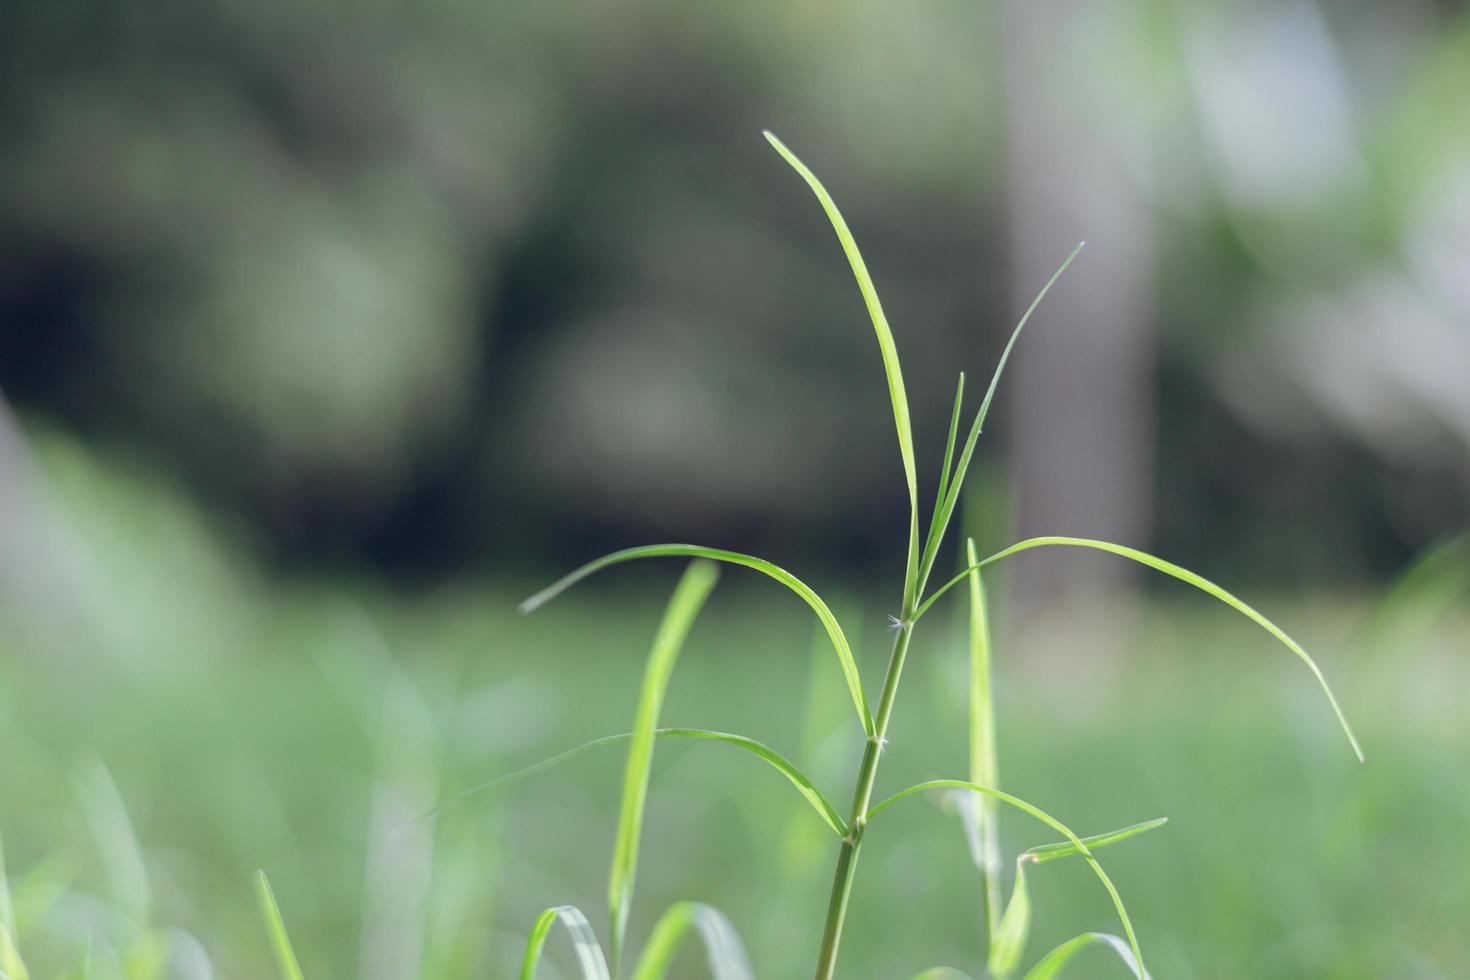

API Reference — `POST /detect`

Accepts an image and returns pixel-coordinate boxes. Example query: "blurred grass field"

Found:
[2,430,1466,978]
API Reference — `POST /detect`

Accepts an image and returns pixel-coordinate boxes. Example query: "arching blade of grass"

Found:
[965,540,1003,941]
[656,729,847,836]
[868,780,1144,975]
[915,244,1083,595]
[913,535,1364,761]
[1023,932,1149,980]
[991,816,1167,977]
[909,969,976,980]
[630,901,754,980]
[521,906,611,980]
[1023,818,1168,864]
[609,562,720,973]
[764,130,921,613]
[424,729,846,836]
[521,544,873,735]
[254,871,305,980]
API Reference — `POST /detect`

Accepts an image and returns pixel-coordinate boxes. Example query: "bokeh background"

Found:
[1,1,1467,978]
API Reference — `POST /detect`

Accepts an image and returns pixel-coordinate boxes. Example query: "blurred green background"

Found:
[1,0,1467,977]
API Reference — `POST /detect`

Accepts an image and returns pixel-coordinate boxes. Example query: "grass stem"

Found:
[814,616,916,978]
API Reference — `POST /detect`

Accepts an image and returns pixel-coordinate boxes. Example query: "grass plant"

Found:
[497,132,1364,979]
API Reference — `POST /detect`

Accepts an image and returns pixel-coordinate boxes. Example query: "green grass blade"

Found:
[253,871,305,980]
[424,729,846,836]
[0,922,29,980]
[913,536,1363,761]
[909,970,976,980]
[934,374,966,523]
[521,906,611,980]
[120,929,169,979]
[988,863,1031,979]
[868,779,1144,974]
[1022,932,1149,980]
[609,562,720,972]
[657,729,847,836]
[630,901,754,980]
[916,244,1083,595]
[424,733,636,820]
[966,540,1003,941]
[73,758,151,928]
[764,130,921,612]
[521,544,873,735]
[1024,818,1168,865]
[0,832,15,947]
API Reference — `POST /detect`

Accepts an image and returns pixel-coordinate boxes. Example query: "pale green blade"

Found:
[867,779,1144,974]
[630,901,754,980]
[0,832,15,946]
[254,871,305,980]
[909,969,976,980]
[1023,932,1150,980]
[0,921,29,980]
[1024,818,1168,865]
[609,562,720,972]
[913,535,1364,761]
[521,905,611,980]
[764,130,921,612]
[424,729,846,837]
[521,544,873,735]
[73,758,150,927]
[965,540,1003,940]
[916,244,1083,594]
[424,733,635,819]
[119,929,170,979]
[988,862,1031,979]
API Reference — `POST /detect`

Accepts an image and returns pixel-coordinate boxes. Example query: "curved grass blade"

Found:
[521,544,873,734]
[424,729,846,836]
[915,244,1083,594]
[521,905,611,980]
[630,901,754,980]
[764,130,921,612]
[253,871,305,980]
[868,780,1144,974]
[992,816,1166,976]
[913,536,1364,761]
[909,970,976,980]
[657,729,847,836]
[610,562,720,972]
[1024,818,1168,865]
[966,541,1003,940]
[988,861,1031,978]
[1023,932,1149,980]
